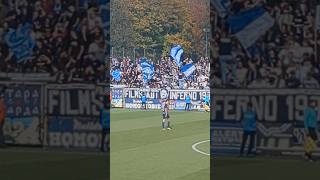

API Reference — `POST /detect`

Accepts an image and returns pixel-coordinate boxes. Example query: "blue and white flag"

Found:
[170,45,184,67]
[211,0,231,18]
[111,69,121,82]
[228,6,274,49]
[140,58,154,82]
[180,63,196,77]
[4,23,35,63]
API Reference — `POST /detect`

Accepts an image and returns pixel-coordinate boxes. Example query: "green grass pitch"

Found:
[213,154,320,179]
[0,148,109,180]
[111,109,210,180]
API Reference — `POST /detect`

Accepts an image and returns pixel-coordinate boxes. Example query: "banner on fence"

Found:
[174,100,186,111]
[46,84,106,150]
[2,84,42,145]
[212,89,320,155]
[123,88,209,110]
[111,88,123,108]
[47,116,107,149]
[4,117,41,145]
[211,123,248,154]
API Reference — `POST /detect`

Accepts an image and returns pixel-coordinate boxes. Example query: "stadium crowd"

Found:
[0,0,106,83]
[212,0,320,88]
[111,56,210,89]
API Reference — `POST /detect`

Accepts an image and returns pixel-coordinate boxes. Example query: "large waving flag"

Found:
[228,6,274,49]
[4,23,35,63]
[140,58,154,82]
[111,69,121,82]
[211,0,231,18]
[170,45,184,67]
[180,63,196,77]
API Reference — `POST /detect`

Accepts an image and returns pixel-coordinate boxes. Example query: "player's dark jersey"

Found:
[162,104,169,119]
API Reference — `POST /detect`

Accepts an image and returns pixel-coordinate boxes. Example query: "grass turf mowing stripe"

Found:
[0,152,109,180]
[111,110,208,132]
[112,120,208,152]
[0,148,107,156]
[111,134,209,180]
[213,156,320,180]
[111,109,209,180]
[174,168,210,180]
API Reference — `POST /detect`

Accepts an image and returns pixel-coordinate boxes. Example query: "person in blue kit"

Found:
[100,96,110,152]
[204,94,210,106]
[141,92,147,110]
[185,94,191,111]
[240,102,257,157]
[203,94,210,112]
[304,100,318,161]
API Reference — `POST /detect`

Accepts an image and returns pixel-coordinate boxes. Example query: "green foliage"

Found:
[110,0,135,50]
[162,33,192,57]
[111,0,210,58]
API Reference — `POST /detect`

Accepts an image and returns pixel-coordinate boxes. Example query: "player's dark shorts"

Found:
[142,102,146,106]
[243,130,256,136]
[162,113,169,119]
[308,128,318,141]
[102,128,110,134]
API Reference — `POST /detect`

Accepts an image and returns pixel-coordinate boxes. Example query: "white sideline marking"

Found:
[192,140,210,156]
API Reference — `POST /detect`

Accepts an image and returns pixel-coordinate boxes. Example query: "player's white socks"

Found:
[162,119,165,128]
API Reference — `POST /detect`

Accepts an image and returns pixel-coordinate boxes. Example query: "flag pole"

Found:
[315,5,319,63]
[133,48,136,61]
[316,28,318,63]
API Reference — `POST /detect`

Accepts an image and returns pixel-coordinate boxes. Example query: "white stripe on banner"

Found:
[235,12,274,48]
[175,48,184,66]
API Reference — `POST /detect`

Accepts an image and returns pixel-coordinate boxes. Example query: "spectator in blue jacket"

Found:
[185,94,191,111]
[240,102,257,157]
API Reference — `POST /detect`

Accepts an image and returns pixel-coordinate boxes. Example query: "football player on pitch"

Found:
[162,100,172,130]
